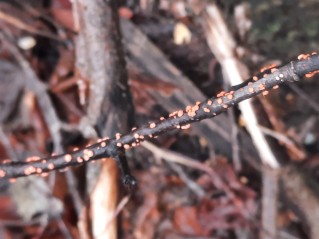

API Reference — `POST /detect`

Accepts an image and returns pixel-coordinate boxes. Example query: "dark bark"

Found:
[0,54,318,179]
[80,0,134,136]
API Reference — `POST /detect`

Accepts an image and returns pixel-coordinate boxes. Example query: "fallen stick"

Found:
[0,54,318,184]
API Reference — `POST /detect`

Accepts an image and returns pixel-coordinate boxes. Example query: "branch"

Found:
[0,54,318,179]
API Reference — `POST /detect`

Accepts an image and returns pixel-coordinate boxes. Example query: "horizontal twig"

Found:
[0,54,318,179]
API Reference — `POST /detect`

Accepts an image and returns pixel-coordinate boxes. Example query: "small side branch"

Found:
[0,54,318,179]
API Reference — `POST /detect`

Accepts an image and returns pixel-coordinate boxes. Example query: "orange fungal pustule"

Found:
[260,63,278,73]
[64,154,72,163]
[0,169,6,177]
[305,70,319,78]
[298,53,311,60]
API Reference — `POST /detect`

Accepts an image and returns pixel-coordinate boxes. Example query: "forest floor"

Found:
[0,0,318,239]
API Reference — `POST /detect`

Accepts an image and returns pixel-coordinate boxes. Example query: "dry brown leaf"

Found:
[174,206,208,236]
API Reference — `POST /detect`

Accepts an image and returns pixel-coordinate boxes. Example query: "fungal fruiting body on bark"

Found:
[0,53,318,183]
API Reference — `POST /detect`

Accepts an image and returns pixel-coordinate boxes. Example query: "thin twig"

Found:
[0,54,317,178]
[288,83,319,113]
[202,4,279,168]
[259,125,305,159]
[96,195,131,239]
[142,141,229,194]
[0,10,63,41]
[261,167,279,239]
[1,29,81,239]
[0,30,63,153]
[168,162,206,198]
[142,141,208,197]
